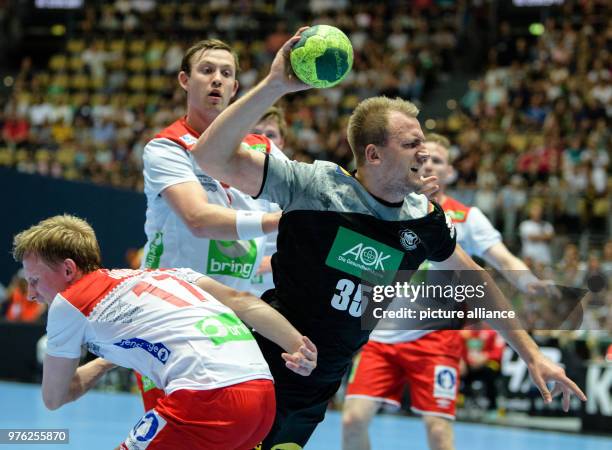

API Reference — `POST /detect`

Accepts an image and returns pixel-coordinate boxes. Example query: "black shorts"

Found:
[254,333,342,449]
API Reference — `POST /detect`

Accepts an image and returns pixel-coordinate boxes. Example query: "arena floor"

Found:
[1,381,609,449]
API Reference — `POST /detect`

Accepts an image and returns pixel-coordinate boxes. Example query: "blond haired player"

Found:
[13,215,316,450]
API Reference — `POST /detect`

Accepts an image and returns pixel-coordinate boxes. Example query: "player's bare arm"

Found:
[163,181,280,239]
[436,246,587,410]
[192,28,310,196]
[483,242,557,296]
[42,356,115,410]
[195,276,317,376]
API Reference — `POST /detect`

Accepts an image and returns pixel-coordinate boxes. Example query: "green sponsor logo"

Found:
[207,239,257,279]
[194,313,254,345]
[141,374,158,392]
[144,231,164,269]
[325,227,403,284]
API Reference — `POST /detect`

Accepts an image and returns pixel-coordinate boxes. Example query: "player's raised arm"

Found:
[191,28,310,196]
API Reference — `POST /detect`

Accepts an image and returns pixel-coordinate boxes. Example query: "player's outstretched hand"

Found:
[417,175,439,198]
[527,353,587,412]
[282,336,317,376]
[267,27,312,94]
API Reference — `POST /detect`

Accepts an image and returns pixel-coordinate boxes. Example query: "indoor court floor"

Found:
[1,381,610,449]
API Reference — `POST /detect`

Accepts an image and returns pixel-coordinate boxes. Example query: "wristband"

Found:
[236,210,265,240]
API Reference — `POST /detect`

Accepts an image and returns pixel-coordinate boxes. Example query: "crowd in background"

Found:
[0,1,610,355]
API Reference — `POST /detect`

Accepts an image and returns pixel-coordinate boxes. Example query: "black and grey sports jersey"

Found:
[256,156,456,383]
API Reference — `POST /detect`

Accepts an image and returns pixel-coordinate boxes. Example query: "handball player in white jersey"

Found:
[343,134,556,450]
[140,39,287,408]
[13,215,316,450]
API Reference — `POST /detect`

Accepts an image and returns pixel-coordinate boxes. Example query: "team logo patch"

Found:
[433,365,457,400]
[195,313,254,345]
[399,229,420,251]
[326,227,403,284]
[122,410,167,449]
[114,338,171,364]
[179,133,198,146]
[196,174,218,192]
[207,239,258,279]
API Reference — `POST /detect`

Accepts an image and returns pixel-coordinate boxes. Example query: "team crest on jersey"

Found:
[444,213,456,239]
[399,229,420,251]
[179,133,198,146]
[123,410,167,448]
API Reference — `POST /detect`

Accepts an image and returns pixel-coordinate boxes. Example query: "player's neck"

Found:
[432,190,447,204]
[354,169,406,204]
[185,109,218,135]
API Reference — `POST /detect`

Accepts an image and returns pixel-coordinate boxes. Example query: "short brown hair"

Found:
[13,215,101,273]
[425,133,450,149]
[181,39,240,75]
[347,97,420,166]
[258,106,288,140]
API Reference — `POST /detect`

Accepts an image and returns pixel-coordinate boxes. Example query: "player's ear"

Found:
[178,71,189,92]
[62,259,78,281]
[231,79,239,99]
[364,144,381,165]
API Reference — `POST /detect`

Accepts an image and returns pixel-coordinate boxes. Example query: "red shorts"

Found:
[346,331,462,419]
[120,379,275,450]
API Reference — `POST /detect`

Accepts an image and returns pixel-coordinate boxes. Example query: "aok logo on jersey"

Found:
[326,227,403,284]
[207,239,257,279]
[195,313,254,345]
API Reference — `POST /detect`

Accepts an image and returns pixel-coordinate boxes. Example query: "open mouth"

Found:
[410,167,419,173]
[208,91,222,99]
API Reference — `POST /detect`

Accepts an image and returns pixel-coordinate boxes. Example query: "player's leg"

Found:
[342,341,405,450]
[259,377,341,450]
[342,397,381,450]
[402,332,462,450]
[422,415,454,450]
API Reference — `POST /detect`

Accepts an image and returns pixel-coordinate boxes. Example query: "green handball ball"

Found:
[290,25,354,88]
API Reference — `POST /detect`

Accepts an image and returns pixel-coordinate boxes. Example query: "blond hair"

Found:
[425,133,450,149]
[13,215,101,273]
[347,97,420,166]
[258,106,288,140]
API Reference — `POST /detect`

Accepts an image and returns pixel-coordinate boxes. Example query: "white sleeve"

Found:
[461,207,502,258]
[46,296,87,359]
[143,138,199,197]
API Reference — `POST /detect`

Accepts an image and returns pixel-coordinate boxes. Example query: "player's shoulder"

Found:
[151,117,199,151]
[441,195,472,223]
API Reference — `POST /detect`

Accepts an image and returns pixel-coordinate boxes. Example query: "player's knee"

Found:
[342,407,370,432]
[424,416,453,450]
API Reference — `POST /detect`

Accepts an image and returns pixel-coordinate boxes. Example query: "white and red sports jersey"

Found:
[371,196,502,344]
[45,268,272,394]
[142,117,286,292]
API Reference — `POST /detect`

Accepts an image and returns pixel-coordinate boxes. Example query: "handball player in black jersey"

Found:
[190,28,587,449]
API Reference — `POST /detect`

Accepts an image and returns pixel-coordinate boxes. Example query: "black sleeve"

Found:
[426,202,457,262]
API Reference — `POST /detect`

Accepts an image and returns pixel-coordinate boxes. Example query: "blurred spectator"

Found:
[2,271,46,322]
[519,203,554,266]
[460,325,506,413]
